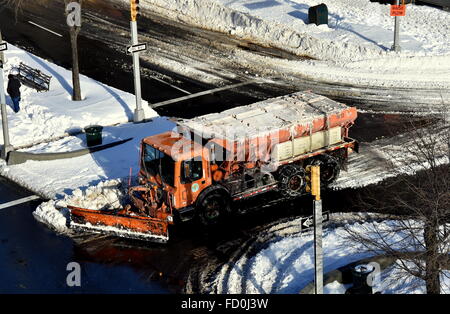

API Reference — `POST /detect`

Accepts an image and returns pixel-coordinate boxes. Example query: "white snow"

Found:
[33,179,126,234]
[218,0,450,56]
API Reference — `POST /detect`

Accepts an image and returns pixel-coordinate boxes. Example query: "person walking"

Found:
[7,74,21,113]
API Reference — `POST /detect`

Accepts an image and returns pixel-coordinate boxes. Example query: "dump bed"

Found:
[178,91,357,143]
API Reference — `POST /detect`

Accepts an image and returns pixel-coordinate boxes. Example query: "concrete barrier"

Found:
[7,138,133,166]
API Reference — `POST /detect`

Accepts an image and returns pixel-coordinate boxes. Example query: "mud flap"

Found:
[68,206,169,243]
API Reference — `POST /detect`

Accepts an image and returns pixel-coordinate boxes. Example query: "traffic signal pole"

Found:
[0,31,13,160]
[130,0,144,123]
[306,165,323,294]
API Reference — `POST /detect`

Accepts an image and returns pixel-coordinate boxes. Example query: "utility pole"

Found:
[391,0,402,52]
[129,0,145,123]
[306,165,323,294]
[0,30,13,160]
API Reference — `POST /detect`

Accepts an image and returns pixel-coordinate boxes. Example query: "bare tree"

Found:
[345,112,450,294]
[64,0,82,101]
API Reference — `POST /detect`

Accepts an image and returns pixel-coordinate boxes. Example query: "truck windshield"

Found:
[142,144,175,186]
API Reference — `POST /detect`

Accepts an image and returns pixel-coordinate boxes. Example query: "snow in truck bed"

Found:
[178,91,352,141]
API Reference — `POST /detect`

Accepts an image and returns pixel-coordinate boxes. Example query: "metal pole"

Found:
[0,31,13,160]
[130,21,144,123]
[313,198,323,294]
[391,0,401,52]
[308,165,323,294]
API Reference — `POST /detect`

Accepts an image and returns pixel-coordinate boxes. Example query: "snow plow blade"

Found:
[68,206,169,243]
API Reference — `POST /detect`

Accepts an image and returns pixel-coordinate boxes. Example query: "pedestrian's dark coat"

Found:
[7,76,21,98]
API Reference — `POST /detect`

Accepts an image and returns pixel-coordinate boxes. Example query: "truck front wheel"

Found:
[278,164,306,198]
[197,191,231,226]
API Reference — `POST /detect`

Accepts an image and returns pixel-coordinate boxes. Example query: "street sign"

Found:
[390,5,406,17]
[127,43,147,54]
[300,211,330,232]
[0,42,7,52]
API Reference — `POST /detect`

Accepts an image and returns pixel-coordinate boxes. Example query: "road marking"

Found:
[28,21,63,38]
[151,76,192,95]
[0,195,41,210]
[150,79,261,109]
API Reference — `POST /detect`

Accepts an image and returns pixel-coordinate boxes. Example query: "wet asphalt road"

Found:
[0,177,169,293]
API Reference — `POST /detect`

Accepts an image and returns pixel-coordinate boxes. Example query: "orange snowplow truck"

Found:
[69,91,358,242]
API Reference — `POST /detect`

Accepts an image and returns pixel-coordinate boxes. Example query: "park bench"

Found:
[13,62,52,92]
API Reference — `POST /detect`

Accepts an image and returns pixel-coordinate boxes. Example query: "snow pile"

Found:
[1,44,158,148]
[33,179,126,234]
[135,0,450,91]
[218,0,450,56]
[143,0,384,62]
[143,0,449,62]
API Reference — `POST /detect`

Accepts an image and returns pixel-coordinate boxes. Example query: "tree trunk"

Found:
[70,28,82,101]
[424,219,441,294]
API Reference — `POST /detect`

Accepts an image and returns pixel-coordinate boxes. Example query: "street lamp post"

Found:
[130,0,145,123]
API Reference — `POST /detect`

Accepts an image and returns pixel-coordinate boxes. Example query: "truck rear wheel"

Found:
[197,191,230,226]
[278,164,306,198]
[309,154,341,186]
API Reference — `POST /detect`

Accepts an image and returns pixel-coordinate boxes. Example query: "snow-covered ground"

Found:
[218,0,450,56]
[0,43,157,148]
[205,217,450,294]
[140,0,450,91]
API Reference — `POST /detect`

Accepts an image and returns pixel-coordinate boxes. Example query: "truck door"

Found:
[179,157,210,207]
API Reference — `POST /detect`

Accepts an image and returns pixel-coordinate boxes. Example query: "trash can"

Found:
[308,3,328,26]
[348,264,375,294]
[84,125,103,147]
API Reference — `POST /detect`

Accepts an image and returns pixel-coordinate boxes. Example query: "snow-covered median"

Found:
[33,179,126,234]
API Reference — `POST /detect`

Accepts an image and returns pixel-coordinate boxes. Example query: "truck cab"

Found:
[139,131,215,221]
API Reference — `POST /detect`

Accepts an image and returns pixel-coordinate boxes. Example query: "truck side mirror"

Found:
[183,161,192,183]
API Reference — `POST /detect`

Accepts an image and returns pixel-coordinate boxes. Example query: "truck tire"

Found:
[308,154,341,186]
[196,187,231,226]
[278,164,306,198]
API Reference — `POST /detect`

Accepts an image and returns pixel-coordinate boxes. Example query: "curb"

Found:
[6,138,133,166]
